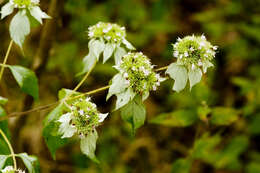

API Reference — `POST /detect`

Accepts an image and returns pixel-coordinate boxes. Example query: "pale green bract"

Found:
[108,52,165,110]
[1,166,25,173]
[80,22,135,75]
[1,0,51,47]
[167,35,217,92]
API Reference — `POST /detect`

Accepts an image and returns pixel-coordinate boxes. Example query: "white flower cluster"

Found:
[114,52,165,94]
[9,0,39,8]
[173,35,217,73]
[57,97,108,139]
[88,22,127,44]
[1,166,25,173]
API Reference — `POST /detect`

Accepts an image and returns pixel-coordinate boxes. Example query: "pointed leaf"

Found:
[8,65,39,100]
[0,96,8,106]
[121,96,146,131]
[122,39,135,50]
[107,74,128,100]
[1,2,14,19]
[89,39,105,59]
[9,11,30,47]
[188,67,202,90]
[166,63,188,92]
[210,107,239,126]
[80,129,99,163]
[103,43,115,63]
[115,88,136,110]
[171,158,192,173]
[114,47,126,64]
[17,153,40,173]
[0,155,8,169]
[29,6,50,24]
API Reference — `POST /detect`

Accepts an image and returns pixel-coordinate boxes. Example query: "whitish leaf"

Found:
[17,153,40,173]
[202,61,214,73]
[1,2,14,19]
[115,88,136,110]
[57,113,76,138]
[150,109,197,127]
[210,107,239,125]
[80,129,99,163]
[0,155,8,169]
[0,96,8,105]
[171,158,192,173]
[107,74,128,100]
[166,63,188,92]
[29,6,50,24]
[121,96,146,131]
[8,65,38,100]
[78,52,97,75]
[188,67,202,90]
[9,10,30,48]
[89,39,105,59]
[114,47,126,64]
[122,39,135,50]
[103,43,116,63]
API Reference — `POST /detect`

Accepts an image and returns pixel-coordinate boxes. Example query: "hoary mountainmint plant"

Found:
[0,12,218,171]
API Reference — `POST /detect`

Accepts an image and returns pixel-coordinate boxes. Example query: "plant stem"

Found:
[0,40,13,83]
[0,128,17,169]
[155,65,168,72]
[73,61,97,92]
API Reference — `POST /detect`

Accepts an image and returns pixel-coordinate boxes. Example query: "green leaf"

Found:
[17,153,40,173]
[0,106,11,140]
[150,109,197,127]
[188,67,202,90]
[29,6,50,24]
[197,106,211,122]
[107,74,128,100]
[249,114,260,135]
[171,158,192,173]
[9,10,30,48]
[0,96,8,106]
[114,47,126,64]
[246,162,260,173]
[8,65,39,100]
[103,43,116,63]
[0,155,8,169]
[121,96,146,132]
[1,2,14,19]
[89,39,105,59]
[210,107,239,125]
[80,129,99,163]
[58,88,80,100]
[43,104,68,159]
[166,63,188,92]
[202,61,214,73]
[115,88,136,110]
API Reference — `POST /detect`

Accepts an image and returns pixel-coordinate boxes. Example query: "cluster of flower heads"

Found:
[88,22,126,44]
[114,52,165,94]
[173,35,217,72]
[57,97,108,138]
[9,0,39,8]
[1,166,24,173]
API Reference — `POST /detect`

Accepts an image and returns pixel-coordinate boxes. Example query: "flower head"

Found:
[114,52,165,94]
[1,166,25,173]
[88,22,126,44]
[57,97,108,138]
[172,34,217,73]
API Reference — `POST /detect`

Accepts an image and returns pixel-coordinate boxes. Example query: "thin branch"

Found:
[0,40,13,82]
[0,65,168,121]
[0,128,17,169]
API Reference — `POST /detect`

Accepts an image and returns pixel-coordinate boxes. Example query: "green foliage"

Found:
[8,65,39,100]
[210,107,239,126]
[150,109,197,127]
[0,155,8,169]
[171,158,191,173]
[120,96,146,132]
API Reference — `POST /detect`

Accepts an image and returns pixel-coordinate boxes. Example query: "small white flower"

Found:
[98,113,108,123]
[156,82,160,86]
[123,72,128,78]
[85,97,91,102]
[184,51,189,57]
[89,32,94,37]
[173,51,179,58]
[143,69,150,76]
[152,85,157,91]
[198,60,203,66]
[132,66,136,71]
[213,46,218,50]
[177,37,182,42]
[199,41,206,47]
[179,54,183,59]
[2,166,14,173]
[125,80,130,85]
[191,64,195,70]
[201,35,206,40]
[190,47,194,51]
[79,110,84,116]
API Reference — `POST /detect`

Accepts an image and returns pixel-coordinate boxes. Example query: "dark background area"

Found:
[0,0,260,172]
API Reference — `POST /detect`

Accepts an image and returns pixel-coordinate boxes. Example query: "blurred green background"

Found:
[0,0,260,172]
